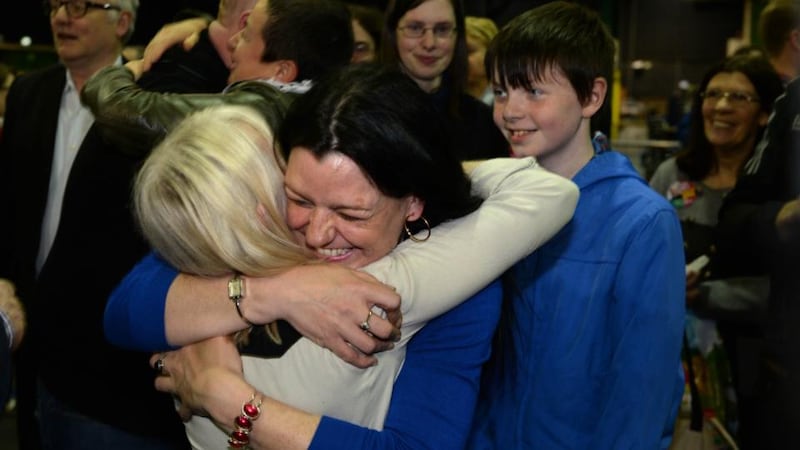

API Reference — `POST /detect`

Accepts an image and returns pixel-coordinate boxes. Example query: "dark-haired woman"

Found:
[381,0,508,160]
[649,53,785,438]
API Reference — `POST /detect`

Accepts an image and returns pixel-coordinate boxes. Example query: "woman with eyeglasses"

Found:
[380,0,508,160]
[649,53,784,441]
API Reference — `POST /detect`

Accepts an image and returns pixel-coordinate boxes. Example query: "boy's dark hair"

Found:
[380,0,468,116]
[261,0,354,81]
[484,1,614,106]
[278,63,481,234]
[676,54,785,180]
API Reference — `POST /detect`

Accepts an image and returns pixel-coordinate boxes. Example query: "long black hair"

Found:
[277,63,481,234]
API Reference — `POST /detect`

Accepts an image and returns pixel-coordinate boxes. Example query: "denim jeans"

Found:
[37,380,185,450]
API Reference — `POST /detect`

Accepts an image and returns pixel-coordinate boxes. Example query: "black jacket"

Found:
[0,36,231,448]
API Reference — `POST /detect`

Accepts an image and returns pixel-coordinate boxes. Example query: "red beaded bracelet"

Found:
[227,393,263,449]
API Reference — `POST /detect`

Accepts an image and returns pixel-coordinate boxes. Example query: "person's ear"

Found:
[404,196,425,222]
[238,11,251,32]
[273,60,299,83]
[582,77,607,118]
[116,11,133,41]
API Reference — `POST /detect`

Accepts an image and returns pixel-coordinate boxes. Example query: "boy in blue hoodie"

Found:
[469,2,686,448]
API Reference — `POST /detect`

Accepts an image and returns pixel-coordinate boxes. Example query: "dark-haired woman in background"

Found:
[381,0,508,160]
[649,53,784,441]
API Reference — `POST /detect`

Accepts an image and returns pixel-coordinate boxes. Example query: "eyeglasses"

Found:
[44,0,121,19]
[699,88,760,105]
[397,22,457,39]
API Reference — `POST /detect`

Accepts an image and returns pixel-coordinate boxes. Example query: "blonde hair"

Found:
[135,105,313,344]
[135,104,311,277]
[465,16,499,47]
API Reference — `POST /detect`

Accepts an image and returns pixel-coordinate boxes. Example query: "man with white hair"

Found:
[0,1,192,448]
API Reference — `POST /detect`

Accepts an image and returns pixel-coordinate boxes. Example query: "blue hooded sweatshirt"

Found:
[470,149,686,450]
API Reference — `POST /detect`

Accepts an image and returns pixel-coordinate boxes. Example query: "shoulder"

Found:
[649,157,680,194]
[585,154,678,228]
[10,64,64,90]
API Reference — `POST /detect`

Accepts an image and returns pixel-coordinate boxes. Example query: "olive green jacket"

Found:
[81,65,295,157]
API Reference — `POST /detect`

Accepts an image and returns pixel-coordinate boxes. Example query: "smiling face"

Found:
[284,148,423,269]
[395,0,457,92]
[701,71,768,154]
[49,1,128,71]
[492,66,603,175]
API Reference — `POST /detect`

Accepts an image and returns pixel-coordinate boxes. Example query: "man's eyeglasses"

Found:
[397,22,457,39]
[44,0,121,19]
[699,88,760,105]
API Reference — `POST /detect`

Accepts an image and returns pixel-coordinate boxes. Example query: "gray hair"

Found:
[114,0,140,44]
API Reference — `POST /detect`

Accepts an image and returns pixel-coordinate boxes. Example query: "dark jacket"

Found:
[716,78,800,447]
[0,63,187,448]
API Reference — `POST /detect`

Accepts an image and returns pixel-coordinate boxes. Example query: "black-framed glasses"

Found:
[699,88,760,105]
[397,22,457,39]
[44,0,121,19]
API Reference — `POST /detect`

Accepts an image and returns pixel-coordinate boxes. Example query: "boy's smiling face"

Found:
[491,65,605,175]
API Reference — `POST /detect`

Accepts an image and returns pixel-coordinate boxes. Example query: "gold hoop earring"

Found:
[404,216,431,242]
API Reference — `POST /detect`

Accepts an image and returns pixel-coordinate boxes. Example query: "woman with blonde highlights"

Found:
[134,105,309,278]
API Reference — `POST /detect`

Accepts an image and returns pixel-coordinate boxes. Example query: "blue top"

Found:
[311,280,502,449]
[469,150,686,449]
[105,253,503,448]
[105,252,178,350]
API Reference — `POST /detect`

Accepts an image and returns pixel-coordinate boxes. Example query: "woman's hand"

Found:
[252,265,402,368]
[123,59,145,80]
[142,17,210,71]
[151,335,243,421]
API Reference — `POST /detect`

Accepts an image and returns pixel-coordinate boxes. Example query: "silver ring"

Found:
[154,356,166,376]
[359,309,373,332]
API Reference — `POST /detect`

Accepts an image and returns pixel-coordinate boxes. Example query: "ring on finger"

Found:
[359,309,373,332]
[153,354,167,376]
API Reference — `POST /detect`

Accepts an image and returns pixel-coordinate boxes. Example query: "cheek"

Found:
[285,204,308,231]
[398,39,416,60]
[357,228,401,263]
[440,43,455,64]
[701,103,714,119]
[492,104,505,129]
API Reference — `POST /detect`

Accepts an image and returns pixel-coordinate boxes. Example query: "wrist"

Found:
[228,274,256,327]
[246,274,285,324]
[227,392,264,449]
